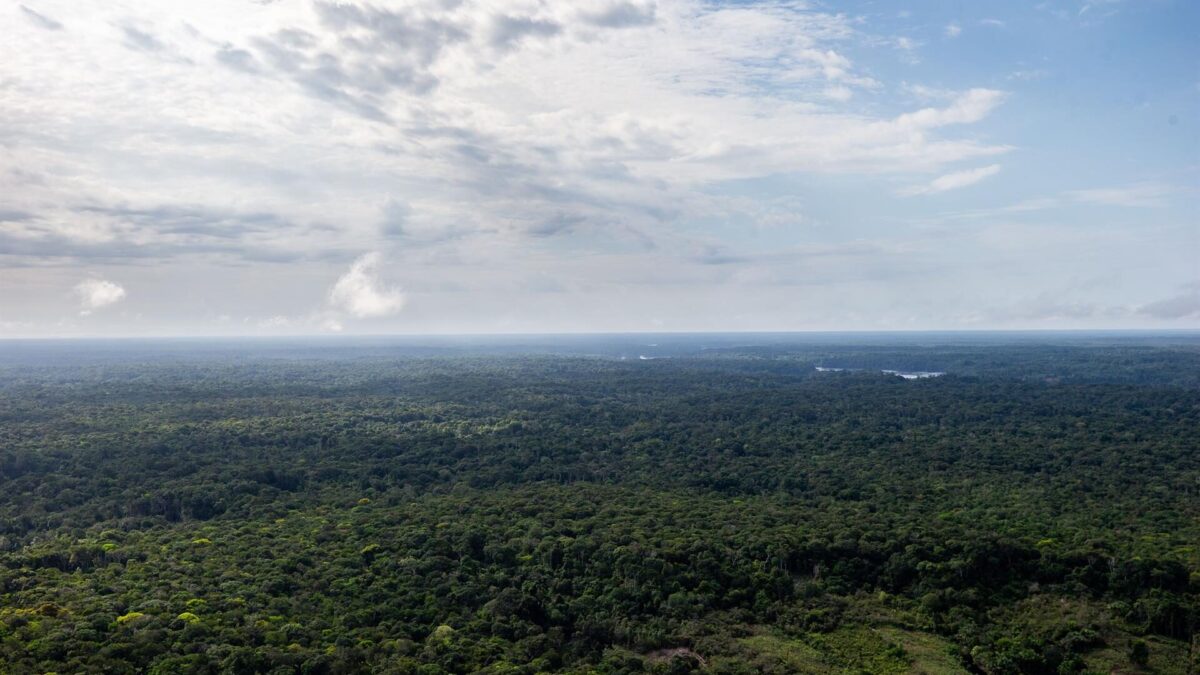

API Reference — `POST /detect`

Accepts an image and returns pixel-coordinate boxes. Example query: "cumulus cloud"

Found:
[898,164,1001,196]
[329,253,405,318]
[74,279,126,314]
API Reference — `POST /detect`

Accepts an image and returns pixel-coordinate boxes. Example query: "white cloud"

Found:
[1067,183,1172,207]
[886,35,920,64]
[822,85,853,102]
[0,0,1075,335]
[329,253,405,318]
[926,180,1184,223]
[1007,68,1049,81]
[902,82,956,102]
[74,279,126,314]
[898,164,1001,196]
[944,23,961,38]
[0,0,1014,268]
[894,89,1007,130]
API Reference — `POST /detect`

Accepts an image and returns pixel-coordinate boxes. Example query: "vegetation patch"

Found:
[0,345,1196,672]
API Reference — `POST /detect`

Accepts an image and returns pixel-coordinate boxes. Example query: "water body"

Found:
[816,366,944,379]
[882,369,945,379]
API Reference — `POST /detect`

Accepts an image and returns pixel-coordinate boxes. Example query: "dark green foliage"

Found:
[1129,639,1150,666]
[0,337,1197,673]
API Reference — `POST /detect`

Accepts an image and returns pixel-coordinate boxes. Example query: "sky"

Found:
[1,0,1197,337]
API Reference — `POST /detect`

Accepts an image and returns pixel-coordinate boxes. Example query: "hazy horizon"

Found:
[5,322,1200,340]
[3,0,1197,337]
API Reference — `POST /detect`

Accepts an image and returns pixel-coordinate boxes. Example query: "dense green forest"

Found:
[0,335,1198,673]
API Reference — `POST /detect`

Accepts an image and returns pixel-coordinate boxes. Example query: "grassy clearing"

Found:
[737,624,962,674]
[872,626,967,674]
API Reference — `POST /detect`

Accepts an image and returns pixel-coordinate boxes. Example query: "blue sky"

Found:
[1,0,1196,335]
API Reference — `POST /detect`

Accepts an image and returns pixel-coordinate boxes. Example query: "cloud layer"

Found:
[899,164,1002,196]
[1,1,1195,335]
[0,1,1011,265]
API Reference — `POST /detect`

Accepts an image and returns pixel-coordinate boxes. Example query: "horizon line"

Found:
[3,327,1200,342]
